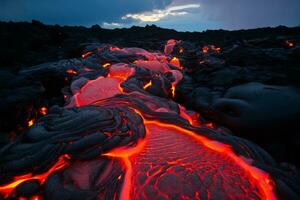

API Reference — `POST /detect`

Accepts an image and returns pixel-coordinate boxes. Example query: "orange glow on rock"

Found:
[202,45,221,53]
[171,83,176,98]
[66,69,78,75]
[143,80,152,90]
[202,46,209,54]
[102,63,111,68]
[179,47,184,54]
[169,57,182,70]
[31,196,41,200]
[0,155,70,198]
[205,122,214,128]
[286,40,295,48]
[178,105,198,126]
[81,51,93,58]
[20,195,41,200]
[27,119,35,127]
[117,175,122,181]
[39,107,47,116]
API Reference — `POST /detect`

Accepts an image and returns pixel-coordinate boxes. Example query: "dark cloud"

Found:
[0,0,299,30]
[197,0,300,29]
[0,0,172,26]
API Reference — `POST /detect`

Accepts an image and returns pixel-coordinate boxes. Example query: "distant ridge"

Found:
[1,20,300,71]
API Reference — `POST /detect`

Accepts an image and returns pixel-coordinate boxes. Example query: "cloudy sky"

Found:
[1,0,300,31]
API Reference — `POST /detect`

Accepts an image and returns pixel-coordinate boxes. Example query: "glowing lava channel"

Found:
[0,155,70,198]
[104,138,148,200]
[104,115,276,200]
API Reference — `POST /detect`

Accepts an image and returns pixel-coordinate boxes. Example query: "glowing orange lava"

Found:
[171,83,176,98]
[66,69,78,75]
[104,138,148,200]
[104,113,276,200]
[202,45,221,54]
[202,46,209,54]
[39,107,47,116]
[102,63,111,68]
[143,81,152,90]
[19,195,41,200]
[286,40,295,48]
[179,47,184,54]
[81,51,93,58]
[0,155,70,198]
[169,57,182,70]
[178,105,198,126]
[27,119,35,127]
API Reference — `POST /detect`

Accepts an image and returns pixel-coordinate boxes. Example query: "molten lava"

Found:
[202,45,221,53]
[179,47,184,54]
[202,46,209,54]
[102,63,111,68]
[39,107,47,116]
[169,57,182,70]
[0,155,70,198]
[143,81,152,90]
[81,51,93,58]
[105,115,276,200]
[285,40,295,48]
[27,119,35,127]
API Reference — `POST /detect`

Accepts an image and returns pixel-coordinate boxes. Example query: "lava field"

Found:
[0,35,300,200]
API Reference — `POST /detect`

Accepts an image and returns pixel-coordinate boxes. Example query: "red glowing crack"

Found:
[0,155,70,198]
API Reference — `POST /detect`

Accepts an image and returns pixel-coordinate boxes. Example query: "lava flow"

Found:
[104,118,276,200]
[75,44,275,199]
[0,40,281,200]
[0,155,70,198]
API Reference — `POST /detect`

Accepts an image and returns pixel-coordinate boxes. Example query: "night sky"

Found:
[1,0,300,31]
